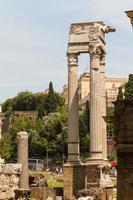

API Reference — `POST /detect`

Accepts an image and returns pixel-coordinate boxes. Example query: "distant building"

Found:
[62,72,128,107]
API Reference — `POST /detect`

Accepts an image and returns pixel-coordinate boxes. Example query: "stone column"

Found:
[100,55,107,160]
[17,131,29,190]
[89,47,103,160]
[67,53,80,162]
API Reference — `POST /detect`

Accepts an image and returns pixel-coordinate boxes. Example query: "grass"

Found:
[111,177,117,186]
[44,172,63,188]
[30,171,64,188]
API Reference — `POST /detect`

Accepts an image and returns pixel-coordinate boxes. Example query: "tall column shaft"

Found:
[100,56,107,160]
[90,52,103,160]
[17,131,29,190]
[67,53,80,162]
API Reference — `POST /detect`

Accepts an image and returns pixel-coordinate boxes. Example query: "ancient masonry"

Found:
[0,131,29,200]
[114,10,133,200]
[64,21,115,199]
[0,164,22,200]
[17,131,29,191]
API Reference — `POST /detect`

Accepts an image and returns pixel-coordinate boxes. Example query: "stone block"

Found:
[63,163,85,199]
[0,163,21,200]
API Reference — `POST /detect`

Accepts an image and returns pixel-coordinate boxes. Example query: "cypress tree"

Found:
[124,74,133,101]
[117,87,123,101]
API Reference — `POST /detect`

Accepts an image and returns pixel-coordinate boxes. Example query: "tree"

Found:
[124,74,133,100]
[79,102,90,157]
[44,82,65,114]
[2,98,14,116]
[35,93,47,118]
[117,87,123,101]
[13,91,36,111]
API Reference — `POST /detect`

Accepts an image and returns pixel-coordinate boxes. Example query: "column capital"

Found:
[89,44,105,59]
[67,53,78,66]
[17,131,29,140]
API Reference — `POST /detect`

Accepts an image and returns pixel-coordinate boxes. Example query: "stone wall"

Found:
[114,101,133,200]
[0,163,22,200]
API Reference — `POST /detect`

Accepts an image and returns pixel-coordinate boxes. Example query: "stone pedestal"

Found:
[17,131,29,190]
[63,163,85,199]
[85,163,101,189]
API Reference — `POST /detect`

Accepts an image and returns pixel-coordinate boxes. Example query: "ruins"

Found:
[64,21,115,199]
[113,10,133,200]
[17,132,29,191]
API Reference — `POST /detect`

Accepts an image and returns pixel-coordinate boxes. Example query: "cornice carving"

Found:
[70,24,99,42]
[67,54,78,66]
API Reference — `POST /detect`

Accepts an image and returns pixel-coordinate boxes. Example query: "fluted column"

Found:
[100,55,107,160]
[17,131,29,190]
[90,48,103,160]
[67,53,80,162]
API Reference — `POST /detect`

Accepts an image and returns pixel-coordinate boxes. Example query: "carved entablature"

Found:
[67,53,78,66]
[70,24,99,42]
[68,21,115,54]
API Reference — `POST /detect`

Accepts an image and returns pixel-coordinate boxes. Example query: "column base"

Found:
[63,162,86,199]
[86,157,104,165]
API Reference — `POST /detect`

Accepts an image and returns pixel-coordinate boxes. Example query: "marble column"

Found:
[17,131,29,190]
[90,48,103,160]
[100,55,107,160]
[67,53,80,162]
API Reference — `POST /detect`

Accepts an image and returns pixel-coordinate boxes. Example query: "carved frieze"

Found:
[67,53,78,66]
[70,24,99,42]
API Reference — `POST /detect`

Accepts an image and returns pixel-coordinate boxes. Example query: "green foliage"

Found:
[124,74,133,100]
[107,151,117,161]
[1,82,92,161]
[117,87,123,101]
[35,93,47,118]
[2,98,14,116]
[79,102,90,156]
[44,82,64,114]
[2,82,65,118]
[107,107,114,117]
[0,134,15,160]
[13,91,36,111]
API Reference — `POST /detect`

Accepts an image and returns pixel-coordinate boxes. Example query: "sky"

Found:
[1,0,133,102]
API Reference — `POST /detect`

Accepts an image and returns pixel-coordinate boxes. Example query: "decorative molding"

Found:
[89,44,105,58]
[17,131,29,139]
[68,53,78,66]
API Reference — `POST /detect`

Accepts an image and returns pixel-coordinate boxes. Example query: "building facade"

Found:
[62,72,128,107]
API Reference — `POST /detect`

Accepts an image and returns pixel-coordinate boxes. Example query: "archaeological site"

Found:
[1,4,133,200]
